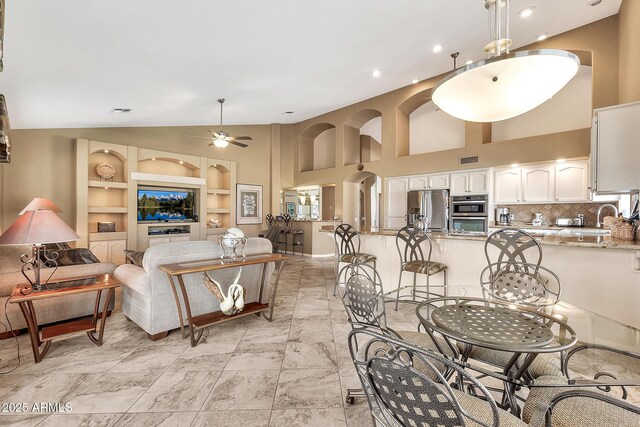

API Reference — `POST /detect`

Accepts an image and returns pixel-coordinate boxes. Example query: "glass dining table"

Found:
[416,296,578,415]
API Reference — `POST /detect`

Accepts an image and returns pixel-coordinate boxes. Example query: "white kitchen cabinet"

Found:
[494,168,522,203]
[385,177,408,227]
[451,170,489,195]
[555,161,589,201]
[89,239,127,265]
[521,165,554,203]
[408,176,427,190]
[592,102,640,193]
[427,173,449,189]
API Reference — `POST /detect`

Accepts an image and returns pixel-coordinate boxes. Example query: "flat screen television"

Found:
[137,188,196,222]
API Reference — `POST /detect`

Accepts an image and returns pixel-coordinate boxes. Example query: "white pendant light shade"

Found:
[432,49,580,122]
[213,137,229,148]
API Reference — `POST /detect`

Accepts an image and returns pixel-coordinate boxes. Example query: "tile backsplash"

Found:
[496,202,619,227]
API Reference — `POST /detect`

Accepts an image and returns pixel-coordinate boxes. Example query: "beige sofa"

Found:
[113,238,275,340]
[0,245,117,334]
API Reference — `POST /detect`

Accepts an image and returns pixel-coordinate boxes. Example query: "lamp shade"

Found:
[213,137,229,148]
[431,49,580,123]
[0,210,80,245]
[19,197,63,215]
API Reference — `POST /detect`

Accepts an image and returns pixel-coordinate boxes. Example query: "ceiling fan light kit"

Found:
[431,0,580,123]
[185,98,253,148]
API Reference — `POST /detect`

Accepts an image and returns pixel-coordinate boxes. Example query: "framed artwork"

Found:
[286,202,296,217]
[236,184,263,224]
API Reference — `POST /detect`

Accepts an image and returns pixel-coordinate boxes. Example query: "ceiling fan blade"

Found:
[230,136,253,141]
[206,129,217,134]
[185,135,213,139]
[228,140,248,148]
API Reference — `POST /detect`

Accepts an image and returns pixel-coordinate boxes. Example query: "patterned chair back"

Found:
[338,263,387,330]
[395,226,433,265]
[348,328,500,427]
[334,223,360,258]
[484,228,542,278]
[266,214,274,227]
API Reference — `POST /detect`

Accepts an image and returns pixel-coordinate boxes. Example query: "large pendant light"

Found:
[431,0,580,123]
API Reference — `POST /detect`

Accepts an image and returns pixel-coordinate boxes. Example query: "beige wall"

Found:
[291,17,620,219]
[1,124,292,236]
[618,0,640,103]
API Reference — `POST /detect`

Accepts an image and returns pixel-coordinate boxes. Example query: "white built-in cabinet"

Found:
[555,161,589,201]
[89,240,126,265]
[494,160,590,204]
[408,173,450,190]
[450,170,489,195]
[385,177,408,228]
[148,235,191,247]
[521,165,555,203]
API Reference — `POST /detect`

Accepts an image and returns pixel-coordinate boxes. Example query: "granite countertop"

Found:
[319,227,640,250]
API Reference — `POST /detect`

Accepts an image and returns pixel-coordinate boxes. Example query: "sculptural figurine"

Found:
[203,268,246,315]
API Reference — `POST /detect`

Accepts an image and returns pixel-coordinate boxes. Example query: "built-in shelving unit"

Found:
[77,139,238,254]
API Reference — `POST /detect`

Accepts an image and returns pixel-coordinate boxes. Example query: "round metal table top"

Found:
[431,303,555,350]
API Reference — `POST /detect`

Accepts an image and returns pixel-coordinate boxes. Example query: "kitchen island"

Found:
[322,227,640,350]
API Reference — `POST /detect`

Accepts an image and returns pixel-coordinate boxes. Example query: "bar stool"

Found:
[276,213,292,254]
[393,226,448,310]
[290,228,304,256]
[333,223,376,296]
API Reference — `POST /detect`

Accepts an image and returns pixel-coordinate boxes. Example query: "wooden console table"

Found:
[9,273,121,363]
[158,253,287,347]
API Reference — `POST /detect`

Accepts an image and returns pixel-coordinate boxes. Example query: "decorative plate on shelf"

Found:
[96,163,116,181]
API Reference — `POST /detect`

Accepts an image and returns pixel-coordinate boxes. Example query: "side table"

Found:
[8,273,121,363]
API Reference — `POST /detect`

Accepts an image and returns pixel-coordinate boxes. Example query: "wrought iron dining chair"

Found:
[473,262,565,381]
[276,213,292,253]
[393,226,448,310]
[266,213,275,227]
[265,223,281,253]
[333,223,376,296]
[485,228,543,278]
[338,263,452,404]
[348,328,536,427]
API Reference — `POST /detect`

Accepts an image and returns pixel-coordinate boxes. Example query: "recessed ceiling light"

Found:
[372,69,381,78]
[411,79,419,84]
[151,157,156,161]
[433,44,443,53]
[111,108,131,113]
[556,158,566,164]
[179,160,184,165]
[536,33,549,41]
[103,149,109,154]
[511,163,519,168]
[589,0,602,6]
[518,6,535,18]
[465,60,473,65]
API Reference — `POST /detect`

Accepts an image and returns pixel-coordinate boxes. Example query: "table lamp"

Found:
[0,197,80,293]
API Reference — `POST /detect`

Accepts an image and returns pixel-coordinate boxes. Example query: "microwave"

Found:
[450,195,488,217]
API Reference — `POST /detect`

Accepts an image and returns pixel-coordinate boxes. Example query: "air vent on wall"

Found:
[460,156,478,165]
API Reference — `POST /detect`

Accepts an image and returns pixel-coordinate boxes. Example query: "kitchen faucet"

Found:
[596,204,619,228]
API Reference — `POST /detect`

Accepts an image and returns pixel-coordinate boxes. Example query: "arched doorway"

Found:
[343,171,381,231]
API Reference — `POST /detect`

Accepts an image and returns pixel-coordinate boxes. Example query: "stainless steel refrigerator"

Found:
[406,189,449,231]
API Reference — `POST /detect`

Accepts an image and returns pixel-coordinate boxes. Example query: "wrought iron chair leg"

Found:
[346,387,367,404]
[395,270,403,311]
[412,272,417,302]
[443,269,448,297]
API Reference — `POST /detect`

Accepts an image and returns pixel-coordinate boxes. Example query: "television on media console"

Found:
[137,188,196,222]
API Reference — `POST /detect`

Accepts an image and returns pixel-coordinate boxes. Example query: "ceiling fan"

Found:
[186,98,253,148]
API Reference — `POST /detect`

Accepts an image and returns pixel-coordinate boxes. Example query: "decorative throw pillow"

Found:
[124,250,145,267]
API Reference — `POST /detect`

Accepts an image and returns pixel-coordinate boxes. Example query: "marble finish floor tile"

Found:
[129,370,221,412]
[202,370,280,411]
[108,341,186,373]
[282,341,337,369]
[240,319,292,344]
[344,405,375,427]
[273,369,343,409]
[269,408,347,426]
[0,414,49,426]
[169,341,237,372]
[191,410,271,427]
[288,315,334,343]
[114,412,197,426]
[68,371,160,413]
[225,342,286,370]
[38,413,123,427]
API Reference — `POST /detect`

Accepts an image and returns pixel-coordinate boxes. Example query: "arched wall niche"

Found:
[397,87,466,157]
[299,122,336,172]
[343,109,382,166]
[343,171,381,231]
